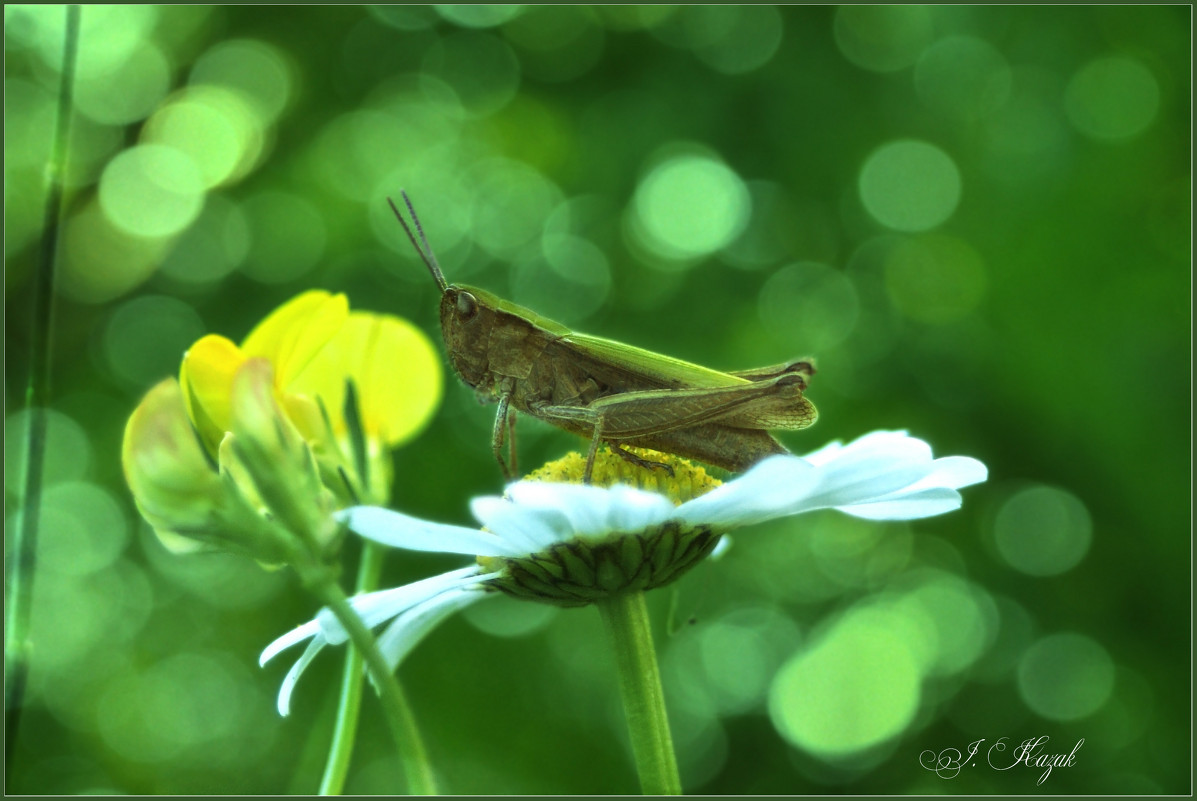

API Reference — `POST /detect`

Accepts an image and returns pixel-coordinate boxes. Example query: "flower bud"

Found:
[122,378,296,563]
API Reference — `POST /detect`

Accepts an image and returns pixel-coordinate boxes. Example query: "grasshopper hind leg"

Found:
[608,442,675,477]
[582,415,675,483]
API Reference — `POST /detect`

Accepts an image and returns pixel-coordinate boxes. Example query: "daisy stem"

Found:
[597,591,682,795]
[304,564,439,795]
[317,540,386,795]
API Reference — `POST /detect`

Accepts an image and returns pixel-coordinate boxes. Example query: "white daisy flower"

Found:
[261,430,986,714]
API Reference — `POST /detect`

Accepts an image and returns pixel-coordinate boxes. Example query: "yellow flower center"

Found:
[524,446,722,503]
[480,447,725,607]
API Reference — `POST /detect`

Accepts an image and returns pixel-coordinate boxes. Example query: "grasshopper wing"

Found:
[558,333,750,390]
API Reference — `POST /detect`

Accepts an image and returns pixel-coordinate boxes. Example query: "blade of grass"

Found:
[4,4,82,769]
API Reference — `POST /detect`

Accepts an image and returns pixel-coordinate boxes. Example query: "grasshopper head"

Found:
[439,285,495,389]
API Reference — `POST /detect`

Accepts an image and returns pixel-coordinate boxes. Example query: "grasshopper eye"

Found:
[456,291,478,320]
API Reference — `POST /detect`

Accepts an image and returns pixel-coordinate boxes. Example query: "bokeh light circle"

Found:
[101,295,206,388]
[159,194,251,286]
[142,86,265,188]
[915,35,1012,120]
[366,5,439,30]
[834,6,934,73]
[462,594,557,637]
[896,573,992,676]
[4,408,91,494]
[993,485,1092,576]
[699,606,802,715]
[884,234,987,324]
[769,612,921,757]
[11,5,160,78]
[95,653,245,763]
[632,153,751,263]
[61,200,174,304]
[239,192,327,284]
[433,5,525,28]
[1064,56,1160,140]
[978,71,1073,187]
[26,567,128,678]
[465,159,563,258]
[422,31,521,117]
[970,594,1038,683]
[98,145,205,239]
[758,261,860,352]
[190,38,293,123]
[502,6,606,83]
[513,233,612,321]
[73,42,171,125]
[685,5,784,76]
[1018,632,1115,720]
[859,140,961,232]
[36,482,130,577]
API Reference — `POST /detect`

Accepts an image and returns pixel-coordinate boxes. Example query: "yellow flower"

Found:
[179,290,443,505]
[124,290,443,559]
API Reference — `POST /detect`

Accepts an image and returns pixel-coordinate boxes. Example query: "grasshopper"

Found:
[388,193,817,482]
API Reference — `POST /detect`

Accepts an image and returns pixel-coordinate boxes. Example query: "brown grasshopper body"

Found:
[390,195,818,481]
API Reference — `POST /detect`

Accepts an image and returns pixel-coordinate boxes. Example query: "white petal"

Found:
[505,481,616,538]
[799,433,938,510]
[836,487,963,520]
[710,535,733,560]
[676,455,820,527]
[800,430,910,467]
[676,432,986,530]
[913,456,987,490]
[374,583,496,670]
[338,506,521,557]
[470,495,566,553]
[803,463,933,511]
[315,566,487,646]
[276,636,325,717]
[796,438,848,466]
[260,619,322,666]
[602,485,675,534]
[827,457,987,518]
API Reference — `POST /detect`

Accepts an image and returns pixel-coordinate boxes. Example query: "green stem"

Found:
[301,563,439,795]
[317,541,386,795]
[4,4,80,771]
[597,591,682,795]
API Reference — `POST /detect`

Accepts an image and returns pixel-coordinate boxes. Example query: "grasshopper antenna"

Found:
[387,191,448,293]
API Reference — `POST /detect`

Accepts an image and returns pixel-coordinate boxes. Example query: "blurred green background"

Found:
[4,4,1190,794]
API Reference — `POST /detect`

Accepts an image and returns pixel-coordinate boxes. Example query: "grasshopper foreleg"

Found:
[548,405,675,484]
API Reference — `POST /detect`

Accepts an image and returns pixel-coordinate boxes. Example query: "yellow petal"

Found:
[179,334,245,454]
[241,290,349,389]
[289,311,443,446]
[280,393,328,450]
